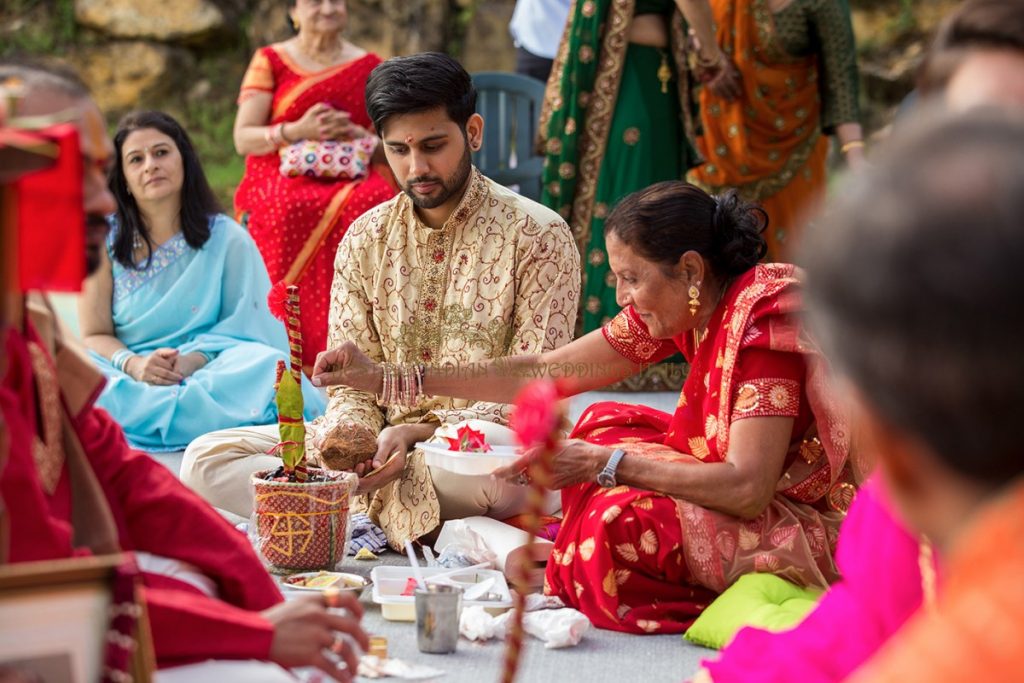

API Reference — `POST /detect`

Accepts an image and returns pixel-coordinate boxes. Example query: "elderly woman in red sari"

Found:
[233,0,395,371]
[312,180,856,633]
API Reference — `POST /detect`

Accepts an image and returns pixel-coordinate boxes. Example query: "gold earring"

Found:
[688,284,701,316]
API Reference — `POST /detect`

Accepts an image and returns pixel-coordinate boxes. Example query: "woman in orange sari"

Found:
[311,181,857,633]
[688,0,864,259]
[233,0,395,371]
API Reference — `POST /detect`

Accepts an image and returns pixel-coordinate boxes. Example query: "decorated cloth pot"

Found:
[251,467,357,572]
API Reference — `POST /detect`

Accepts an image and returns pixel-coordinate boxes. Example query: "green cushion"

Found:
[683,573,823,650]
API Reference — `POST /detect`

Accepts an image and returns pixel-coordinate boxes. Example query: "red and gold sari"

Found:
[545,264,856,633]
[234,47,397,370]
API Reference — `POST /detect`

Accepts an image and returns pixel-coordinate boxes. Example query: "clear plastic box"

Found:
[370,565,514,621]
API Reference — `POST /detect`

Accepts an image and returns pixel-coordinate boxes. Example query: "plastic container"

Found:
[416,442,521,477]
[370,566,513,621]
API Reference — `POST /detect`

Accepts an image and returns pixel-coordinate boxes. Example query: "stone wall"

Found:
[0,0,955,121]
[0,0,960,199]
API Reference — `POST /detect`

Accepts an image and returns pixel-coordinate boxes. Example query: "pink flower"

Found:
[511,380,561,449]
[445,425,493,453]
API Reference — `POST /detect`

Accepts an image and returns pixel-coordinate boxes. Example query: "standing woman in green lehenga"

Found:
[540,0,732,389]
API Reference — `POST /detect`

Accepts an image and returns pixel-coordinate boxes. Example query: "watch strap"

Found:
[598,448,626,487]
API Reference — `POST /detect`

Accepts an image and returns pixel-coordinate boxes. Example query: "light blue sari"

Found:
[90,214,326,452]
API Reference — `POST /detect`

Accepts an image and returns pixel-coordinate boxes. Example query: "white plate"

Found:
[415,441,521,476]
[281,571,369,592]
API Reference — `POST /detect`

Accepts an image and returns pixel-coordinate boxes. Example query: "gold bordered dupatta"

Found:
[539,0,695,259]
[269,50,372,122]
[688,0,822,200]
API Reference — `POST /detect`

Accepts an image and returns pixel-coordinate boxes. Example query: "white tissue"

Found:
[522,608,591,649]
[460,605,507,641]
[458,605,590,649]
[357,655,445,680]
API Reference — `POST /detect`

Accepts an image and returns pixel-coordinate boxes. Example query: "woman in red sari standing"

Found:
[311,180,858,634]
[233,0,396,372]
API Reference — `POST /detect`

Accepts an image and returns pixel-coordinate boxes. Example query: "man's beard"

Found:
[85,214,109,275]
[401,145,472,210]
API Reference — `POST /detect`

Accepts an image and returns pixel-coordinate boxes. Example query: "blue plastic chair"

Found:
[471,71,547,202]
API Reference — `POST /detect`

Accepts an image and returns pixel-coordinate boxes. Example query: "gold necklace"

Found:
[296,38,345,66]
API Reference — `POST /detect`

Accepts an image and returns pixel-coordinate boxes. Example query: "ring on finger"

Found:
[324,586,342,608]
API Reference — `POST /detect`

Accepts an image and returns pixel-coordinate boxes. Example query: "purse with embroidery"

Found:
[278,136,377,180]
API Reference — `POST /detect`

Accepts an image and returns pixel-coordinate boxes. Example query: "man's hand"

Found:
[264,592,369,682]
[354,423,436,494]
[126,348,182,385]
[312,341,380,391]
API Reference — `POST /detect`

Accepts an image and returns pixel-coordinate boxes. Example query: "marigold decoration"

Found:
[501,379,564,683]
[444,425,493,453]
[269,282,306,481]
[509,380,562,451]
[266,279,290,321]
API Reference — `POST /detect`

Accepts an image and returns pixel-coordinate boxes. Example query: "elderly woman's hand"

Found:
[311,341,380,391]
[494,439,609,490]
[290,102,333,141]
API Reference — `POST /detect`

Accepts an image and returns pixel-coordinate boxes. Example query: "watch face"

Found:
[597,471,615,488]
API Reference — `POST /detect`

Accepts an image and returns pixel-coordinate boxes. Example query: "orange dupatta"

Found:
[687,0,829,258]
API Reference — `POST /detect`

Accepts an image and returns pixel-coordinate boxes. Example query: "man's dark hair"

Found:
[365,52,477,135]
[918,0,1024,94]
[109,110,221,269]
[802,109,1024,488]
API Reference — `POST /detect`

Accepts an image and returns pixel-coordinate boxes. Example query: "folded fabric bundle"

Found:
[684,573,823,650]
[349,512,389,555]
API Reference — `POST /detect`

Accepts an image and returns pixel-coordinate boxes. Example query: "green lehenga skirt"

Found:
[577,43,696,333]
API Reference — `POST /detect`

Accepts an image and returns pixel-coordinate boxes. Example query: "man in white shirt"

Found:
[509,0,573,82]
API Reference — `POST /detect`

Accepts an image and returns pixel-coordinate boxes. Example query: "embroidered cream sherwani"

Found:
[308,169,580,548]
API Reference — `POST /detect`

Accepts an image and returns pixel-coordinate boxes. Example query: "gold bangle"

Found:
[696,51,723,68]
[841,140,865,154]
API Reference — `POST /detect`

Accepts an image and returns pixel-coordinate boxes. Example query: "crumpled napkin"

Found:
[357,655,445,680]
[459,605,591,649]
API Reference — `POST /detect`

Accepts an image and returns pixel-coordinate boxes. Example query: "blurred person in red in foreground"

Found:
[0,60,367,683]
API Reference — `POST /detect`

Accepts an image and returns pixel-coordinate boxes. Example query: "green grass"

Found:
[204,155,246,211]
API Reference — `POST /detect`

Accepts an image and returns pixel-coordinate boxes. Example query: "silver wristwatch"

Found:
[597,448,625,488]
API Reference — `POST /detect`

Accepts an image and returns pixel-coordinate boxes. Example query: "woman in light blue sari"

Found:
[79,110,325,452]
